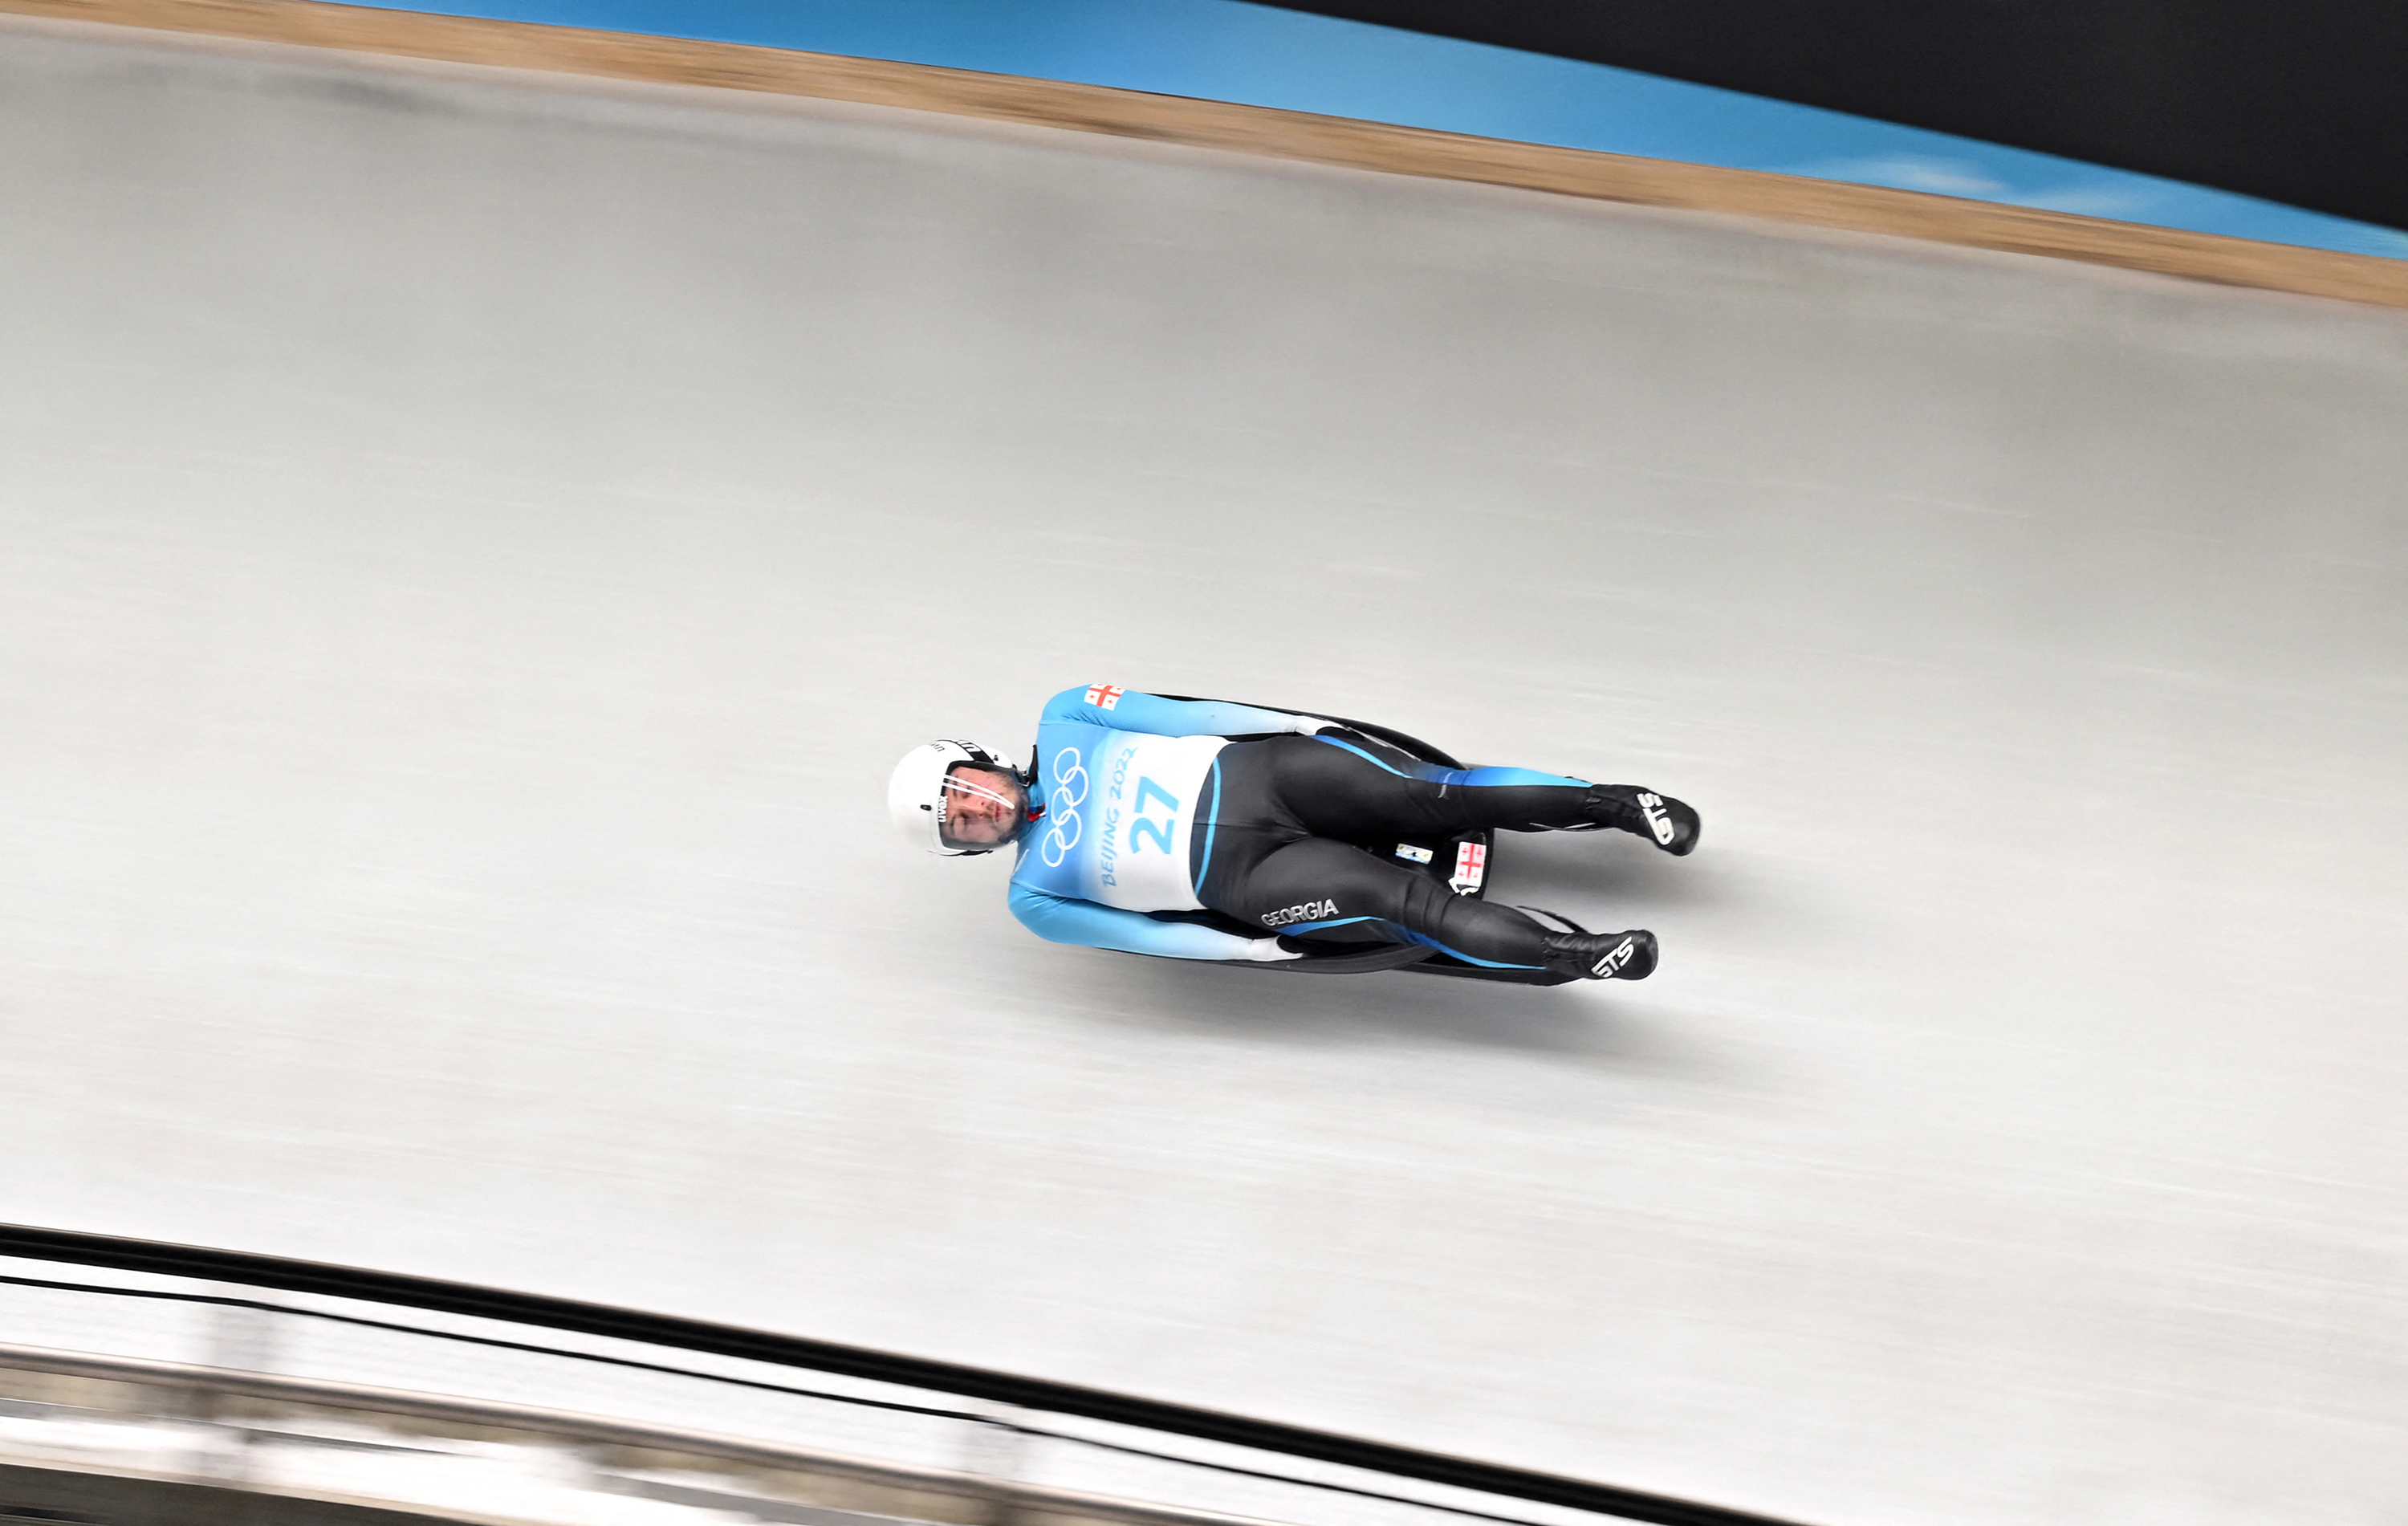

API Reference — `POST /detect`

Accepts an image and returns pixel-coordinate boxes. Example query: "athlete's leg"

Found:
[1210,837,1653,979]
[1260,733,1701,854]
[1218,838,1548,968]
[1192,742,1658,980]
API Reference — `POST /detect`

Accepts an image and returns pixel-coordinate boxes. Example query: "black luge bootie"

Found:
[1540,928,1659,982]
[1581,786,1701,856]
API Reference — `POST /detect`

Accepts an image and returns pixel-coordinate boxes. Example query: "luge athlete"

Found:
[886,686,1700,982]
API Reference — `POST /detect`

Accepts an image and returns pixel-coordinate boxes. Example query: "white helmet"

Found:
[888,739,1027,856]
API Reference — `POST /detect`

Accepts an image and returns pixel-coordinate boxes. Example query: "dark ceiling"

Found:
[1256,0,2406,234]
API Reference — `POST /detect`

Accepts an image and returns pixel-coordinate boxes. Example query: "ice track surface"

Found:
[3,17,2406,1526]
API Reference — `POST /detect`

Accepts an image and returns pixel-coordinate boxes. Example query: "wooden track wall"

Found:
[6,0,2406,310]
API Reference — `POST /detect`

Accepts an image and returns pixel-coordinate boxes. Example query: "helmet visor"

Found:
[937,765,1028,851]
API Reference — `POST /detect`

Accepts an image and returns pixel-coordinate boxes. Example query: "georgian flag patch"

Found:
[1084,684,1125,709]
[1449,840,1487,895]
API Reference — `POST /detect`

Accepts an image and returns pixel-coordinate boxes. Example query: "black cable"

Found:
[0,1270,1560,1526]
[0,1224,1812,1526]
[0,1272,980,1423]
[1003,1425,1588,1526]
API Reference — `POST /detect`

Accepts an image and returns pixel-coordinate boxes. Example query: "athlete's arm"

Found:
[1041,685,1331,738]
[1009,881,1299,962]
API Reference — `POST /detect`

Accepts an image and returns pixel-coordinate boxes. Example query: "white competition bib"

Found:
[1080,730,1224,911]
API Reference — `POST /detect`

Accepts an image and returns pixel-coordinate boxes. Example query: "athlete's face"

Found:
[941,765,1027,848]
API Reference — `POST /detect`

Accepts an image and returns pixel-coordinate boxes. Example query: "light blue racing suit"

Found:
[1008,686,1320,962]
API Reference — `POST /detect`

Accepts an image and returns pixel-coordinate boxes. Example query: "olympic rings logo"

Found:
[1039,747,1089,867]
